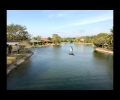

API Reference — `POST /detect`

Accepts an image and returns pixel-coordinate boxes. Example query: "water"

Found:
[7,43,113,90]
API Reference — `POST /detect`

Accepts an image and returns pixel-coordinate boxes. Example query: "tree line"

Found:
[93,27,113,50]
[7,23,113,50]
[7,23,31,42]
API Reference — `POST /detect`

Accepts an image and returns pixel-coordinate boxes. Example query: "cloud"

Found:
[54,13,113,29]
[57,13,64,17]
[79,30,85,33]
[48,14,54,18]
[71,15,113,26]
[48,13,65,18]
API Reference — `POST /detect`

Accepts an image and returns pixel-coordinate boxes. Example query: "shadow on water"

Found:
[7,44,113,90]
[92,50,113,77]
[7,48,53,90]
[52,45,61,48]
[93,50,113,61]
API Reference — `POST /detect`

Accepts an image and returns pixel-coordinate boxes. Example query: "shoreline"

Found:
[95,48,113,54]
[26,45,50,48]
[7,52,34,76]
[74,43,93,44]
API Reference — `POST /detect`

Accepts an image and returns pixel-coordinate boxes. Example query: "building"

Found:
[7,39,19,45]
[30,39,42,43]
[41,38,51,43]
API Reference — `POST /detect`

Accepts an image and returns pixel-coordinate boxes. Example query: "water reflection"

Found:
[7,43,113,90]
[92,50,113,77]
[93,50,113,61]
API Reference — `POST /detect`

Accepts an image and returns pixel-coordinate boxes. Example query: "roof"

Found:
[42,38,50,42]
[7,39,19,45]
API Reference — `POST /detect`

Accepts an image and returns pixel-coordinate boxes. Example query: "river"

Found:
[7,43,113,90]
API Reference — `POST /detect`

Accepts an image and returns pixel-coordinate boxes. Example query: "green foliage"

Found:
[106,34,113,44]
[41,40,45,45]
[110,27,113,33]
[47,37,51,40]
[62,38,67,42]
[32,36,42,42]
[66,37,74,43]
[93,33,108,46]
[36,36,42,41]
[75,36,80,43]
[7,23,31,41]
[93,30,113,50]
[52,34,61,45]
[74,35,94,43]
[33,37,37,40]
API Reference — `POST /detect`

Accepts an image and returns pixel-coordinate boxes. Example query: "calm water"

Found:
[7,43,113,90]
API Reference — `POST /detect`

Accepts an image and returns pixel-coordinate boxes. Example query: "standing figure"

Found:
[9,45,12,54]
[7,44,9,55]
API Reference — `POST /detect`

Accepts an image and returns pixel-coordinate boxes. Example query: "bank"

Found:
[74,42,93,44]
[95,47,113,54]
[7,52,34,76]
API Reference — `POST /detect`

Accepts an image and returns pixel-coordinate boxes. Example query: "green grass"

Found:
[7,50,27,67]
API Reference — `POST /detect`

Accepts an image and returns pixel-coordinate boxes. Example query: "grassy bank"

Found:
[7,54,25,67]
[7,49,32,68]
[7,49,34,76]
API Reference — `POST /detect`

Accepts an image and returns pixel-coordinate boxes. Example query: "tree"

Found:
[47,37,51,40]
[63,38,67,42]
[47,37,52,43]
[36,36,42,41]
[106,34,113,49]
[52,34,61,45]
[80,36,94,43]
[98,37,106,48]
[93,33,108,47]
[59,38,63,42]
[75,36,80,43]
[110,27,113,33]
[41,40,45,45]
[7,23,31,41]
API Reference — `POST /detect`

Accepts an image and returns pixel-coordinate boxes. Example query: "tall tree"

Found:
[75,36,80,43]
[93,33,108,47]
[52,34,61,45]
[7,23,31,41]
[47,37,51,40]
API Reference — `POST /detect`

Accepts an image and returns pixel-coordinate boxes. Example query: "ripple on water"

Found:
[7,44,113,90]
